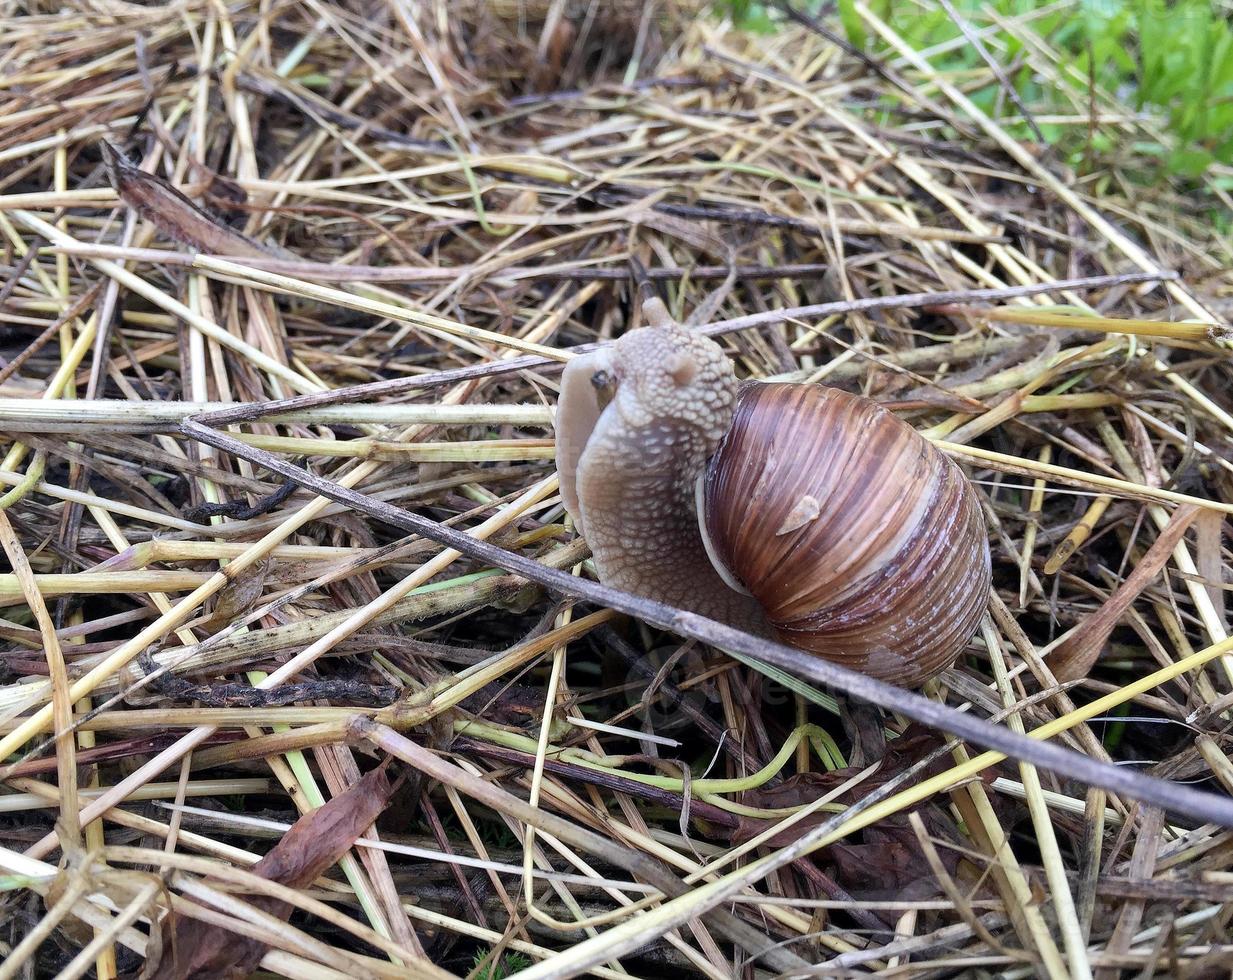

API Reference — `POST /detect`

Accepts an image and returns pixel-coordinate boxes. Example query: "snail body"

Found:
[556,316,990,688]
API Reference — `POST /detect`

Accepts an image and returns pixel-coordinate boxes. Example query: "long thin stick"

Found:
[181,415,1233,827]
[186,270,1185,429]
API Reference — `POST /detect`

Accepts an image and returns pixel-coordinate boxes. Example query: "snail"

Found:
[555,297,991,688]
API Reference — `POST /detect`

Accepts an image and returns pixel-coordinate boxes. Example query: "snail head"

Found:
[601,324,738,443]
[555,323,739,534]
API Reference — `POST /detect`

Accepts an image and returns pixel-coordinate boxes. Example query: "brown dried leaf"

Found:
[141,765,397,980]
[827,801,982,901]
[1195,509,1227,632]
[205,559,272,630]
[1048,504,1201,682]
[829,838,940,900]
[532,15,575,91]
[102,141,270,258]
[249,765,396,887]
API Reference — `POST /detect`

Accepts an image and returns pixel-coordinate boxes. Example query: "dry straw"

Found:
[0,1,1231,978]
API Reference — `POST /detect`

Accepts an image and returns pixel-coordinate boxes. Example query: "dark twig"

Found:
[182,415,1233,828]
[188,270,1180,429]
[46,244,834,285]
[0,282,105,387]
[182,474,299,522]
[135,649,397,707]
[591,188,1007,244]
[0,235,42,311]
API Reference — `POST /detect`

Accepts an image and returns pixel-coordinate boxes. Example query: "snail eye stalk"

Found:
[590,369,616,410]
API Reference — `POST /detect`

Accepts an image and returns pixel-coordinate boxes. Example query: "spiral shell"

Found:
[702,383,991,686]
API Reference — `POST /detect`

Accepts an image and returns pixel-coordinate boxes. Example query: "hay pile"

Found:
[1,1,1231,977]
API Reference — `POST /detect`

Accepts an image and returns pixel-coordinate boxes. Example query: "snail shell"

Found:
[700,382,991,687]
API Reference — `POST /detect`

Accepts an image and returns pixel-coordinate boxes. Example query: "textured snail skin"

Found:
[556,324,768,631]
[555,322,990,687]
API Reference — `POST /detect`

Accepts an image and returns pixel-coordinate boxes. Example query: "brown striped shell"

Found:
[701,382,991,686]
